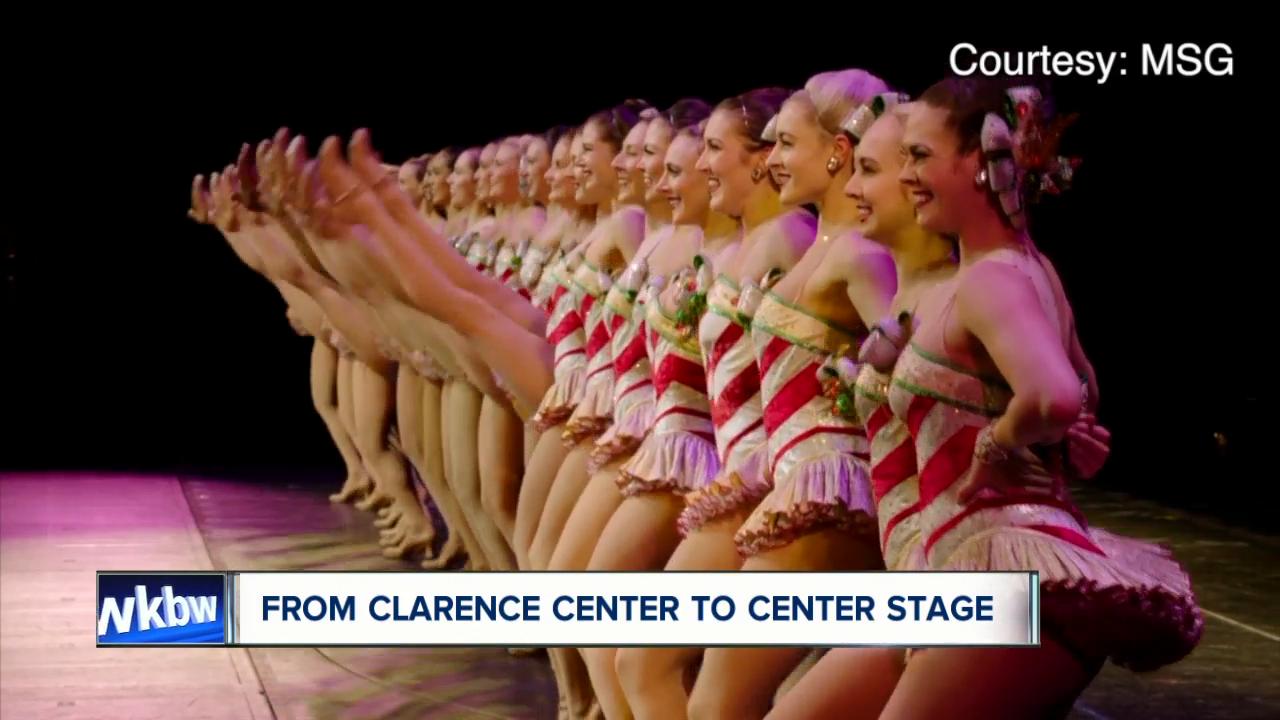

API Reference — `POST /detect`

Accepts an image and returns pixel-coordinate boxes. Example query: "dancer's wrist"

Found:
[974,424,1017,466]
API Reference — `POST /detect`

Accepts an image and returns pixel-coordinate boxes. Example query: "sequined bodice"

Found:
[888,248,1090,566]
[698,276,765,466]
[607,263,654,421]
[751,294,868,482]
[543,257,586,376]
[645,287,713,439]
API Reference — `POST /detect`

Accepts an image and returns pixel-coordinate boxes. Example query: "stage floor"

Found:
[1,471,1277,719]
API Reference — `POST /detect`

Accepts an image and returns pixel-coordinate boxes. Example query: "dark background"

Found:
[7,31,1268,531]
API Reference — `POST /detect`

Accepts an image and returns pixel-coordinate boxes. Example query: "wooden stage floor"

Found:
[1,471,1276,719]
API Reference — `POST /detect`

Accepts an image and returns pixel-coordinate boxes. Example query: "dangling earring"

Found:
[750,164,766,183]
[826,155,842,175]
[974,167,989,188]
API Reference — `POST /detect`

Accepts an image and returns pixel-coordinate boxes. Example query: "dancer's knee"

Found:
[481,468,517,520]
[615,646,680,701]
[688,672,765,720]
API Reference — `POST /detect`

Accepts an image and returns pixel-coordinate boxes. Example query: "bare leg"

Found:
[688,530,884,720]
[581,492,686,720]
[880,642,1099,720]
[312,340,364,502]
[351,361,432,558]
[545,466,628,718]
[478,395,524,547]
[379,364,423,530]
[763,647,905,720]
[514,430,573,570]
[616,514,747,720]
[524,425,539,465]
[528,443,593,571]
[351,360,395,513]
[379,364,436,558]
[333,354,371,502]
[445,379,515,570]
[419,377,474,570]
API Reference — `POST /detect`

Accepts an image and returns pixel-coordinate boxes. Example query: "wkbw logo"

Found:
[97,573,227,645]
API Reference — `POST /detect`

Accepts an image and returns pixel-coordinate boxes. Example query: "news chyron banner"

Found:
[97,571,1039,648]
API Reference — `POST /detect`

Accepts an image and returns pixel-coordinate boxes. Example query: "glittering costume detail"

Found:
[734,294,877,556]
[464,233,490,272]
[520,244,550,307]
[530,254,587,432]
[495,238,533,301]
[855,356,924,571]
[324,322,357,360]
[563,261,616,444]
[891,248,1202,671]
[528,246,559,316]
[590,262,659,472]
[616,266,718,496]
[679,276,772,535]
[408,350,448,383]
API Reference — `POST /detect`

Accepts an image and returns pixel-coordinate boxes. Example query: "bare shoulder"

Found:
[610,205,646,243]
[757,210,819,271]
[956,258,1039,321]
[521,205,547,234]
[471,215,498,240]
[836,231,895,279]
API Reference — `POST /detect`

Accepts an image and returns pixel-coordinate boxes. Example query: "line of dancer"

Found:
[189,69,1204,719]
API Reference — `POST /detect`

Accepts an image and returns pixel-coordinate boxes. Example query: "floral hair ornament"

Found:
[978,86,1081,229]
[841,92,911,143]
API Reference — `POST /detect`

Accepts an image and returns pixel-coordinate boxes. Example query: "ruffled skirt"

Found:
[562,371,615,446]
[589,396,654,474]
[933,521,1203,672]
[616,430,719,497]
[530,364,586,433]
[734,451,878,557]
[677,443,770,536]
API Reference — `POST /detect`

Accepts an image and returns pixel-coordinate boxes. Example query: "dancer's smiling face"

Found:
[898,101,982,236]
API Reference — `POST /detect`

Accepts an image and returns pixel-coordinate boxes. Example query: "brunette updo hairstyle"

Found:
[716,87,792,150]
[664,98,713,135]
[585,99,654,151]
[543,125,573,152]
[918,75,1049,154]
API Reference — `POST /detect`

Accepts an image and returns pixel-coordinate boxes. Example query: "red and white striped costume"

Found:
[519,245,551,310]
[527,245,558,316]
[854,358,923,571]
[494,238,533,301]
[734,293,877,556]
[590,260,658,473]
[891,248,1201,670]
[530,252,587,432]
[563,260,615,444]
[678,275,771,535]
[616,268,718,496]
[463,232,491,273]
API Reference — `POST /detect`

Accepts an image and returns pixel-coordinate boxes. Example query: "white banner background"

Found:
[235,572,1035,647]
